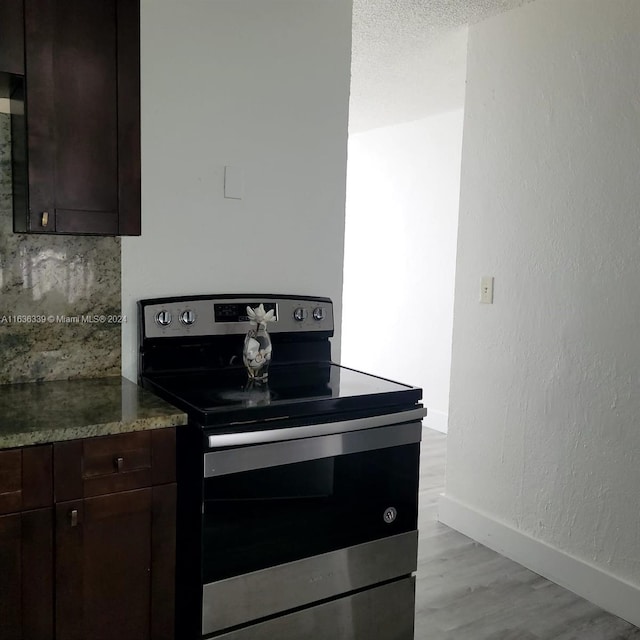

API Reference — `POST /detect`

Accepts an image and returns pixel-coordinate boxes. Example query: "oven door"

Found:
[200,413,423,636]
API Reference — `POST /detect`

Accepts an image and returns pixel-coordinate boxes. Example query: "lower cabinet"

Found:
[0,509,54,640]
[55,485,176,640]
[0,429,176,640]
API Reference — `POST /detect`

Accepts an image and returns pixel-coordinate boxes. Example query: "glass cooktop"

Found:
[142,362,422,427]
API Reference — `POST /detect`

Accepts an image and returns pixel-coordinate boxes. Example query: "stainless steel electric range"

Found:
[138,294,426,640]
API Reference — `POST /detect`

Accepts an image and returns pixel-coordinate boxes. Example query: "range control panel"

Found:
[141,295,334,339]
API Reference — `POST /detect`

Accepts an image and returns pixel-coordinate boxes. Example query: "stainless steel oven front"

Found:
[139,294,426,639]
[194,409,423,639]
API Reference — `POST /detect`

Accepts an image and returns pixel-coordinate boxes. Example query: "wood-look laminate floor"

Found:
[415,428,640,640]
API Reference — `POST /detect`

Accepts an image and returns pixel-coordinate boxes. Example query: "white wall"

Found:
[443,0,640,622]
[341,110,463,432]
[121,0,352,380]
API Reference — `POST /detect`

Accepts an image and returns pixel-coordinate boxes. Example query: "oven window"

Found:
[201,443,419,583]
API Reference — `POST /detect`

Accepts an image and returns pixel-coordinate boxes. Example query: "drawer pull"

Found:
[70,509,78,527]
[114,456,124,472]
[41,211,49,227]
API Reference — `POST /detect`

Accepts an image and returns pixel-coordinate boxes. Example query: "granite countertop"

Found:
[0,376,188,449]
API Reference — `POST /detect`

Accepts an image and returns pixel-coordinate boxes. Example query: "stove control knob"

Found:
[293,307,308,322]
[180,310,196,325]
[312,307,326,321]
[155,310,172,327]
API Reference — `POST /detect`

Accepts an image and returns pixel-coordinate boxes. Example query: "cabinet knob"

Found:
[114,456,124,472]
[41,211,49,227]
[69,509,78,527]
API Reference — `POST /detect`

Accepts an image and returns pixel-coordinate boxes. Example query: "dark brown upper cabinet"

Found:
[0,0,25,128]
[0,0,24,75]
[12,0,141,235]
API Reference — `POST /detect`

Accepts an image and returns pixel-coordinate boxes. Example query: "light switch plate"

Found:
[480,276,494,304]
[224,166,244,200]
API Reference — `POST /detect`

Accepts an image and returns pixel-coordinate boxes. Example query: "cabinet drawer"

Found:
[54,429,175,501]
[0,446,53,515]
[83,432,151,479]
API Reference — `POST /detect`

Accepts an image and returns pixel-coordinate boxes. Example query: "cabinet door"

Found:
[18,0,140,235]
[0,445,53,515]
[56,485,176,640]
[0,513,22,639]
[0,509,54,640]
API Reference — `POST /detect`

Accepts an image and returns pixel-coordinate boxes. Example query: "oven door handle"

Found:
[207,407,426,449]
[203,417,424,478]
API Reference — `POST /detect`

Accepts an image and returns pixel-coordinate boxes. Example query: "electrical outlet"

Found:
[480,276,494,304]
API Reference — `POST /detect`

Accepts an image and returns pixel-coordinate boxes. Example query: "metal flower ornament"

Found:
[242,304,275,382]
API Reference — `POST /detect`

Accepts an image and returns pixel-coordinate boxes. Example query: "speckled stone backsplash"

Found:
[0,114,121,383]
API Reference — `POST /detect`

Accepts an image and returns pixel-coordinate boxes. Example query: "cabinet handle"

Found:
[41,211,49,227]
[114,456,124,472]
[69,509,78,527]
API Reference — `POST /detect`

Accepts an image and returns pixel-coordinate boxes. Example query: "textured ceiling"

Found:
[350,0,536,132]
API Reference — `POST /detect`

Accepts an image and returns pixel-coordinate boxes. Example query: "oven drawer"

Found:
[54,429,175,500]
[202,530,418,636]
[213,576,416,640]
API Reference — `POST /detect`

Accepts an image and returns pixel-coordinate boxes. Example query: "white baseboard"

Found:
[438,494,640,629]
[423,409,447,433]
